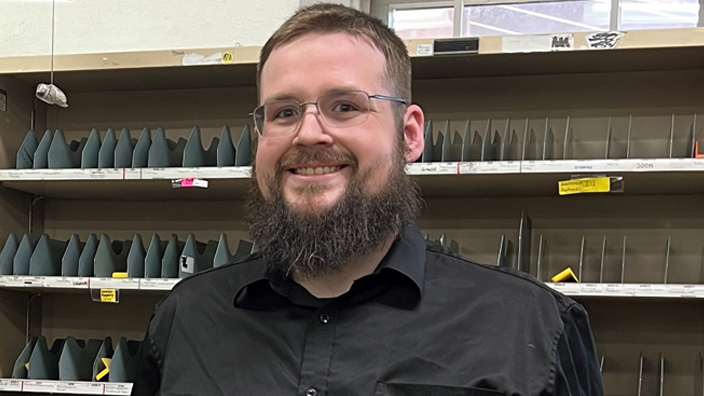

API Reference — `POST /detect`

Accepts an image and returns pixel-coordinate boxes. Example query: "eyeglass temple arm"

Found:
[370,95,408,105]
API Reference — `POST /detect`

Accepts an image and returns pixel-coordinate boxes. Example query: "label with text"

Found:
[558,177,610,195]
[100,289,118,303]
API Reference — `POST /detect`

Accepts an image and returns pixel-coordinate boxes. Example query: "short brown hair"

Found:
[257,3,412,107]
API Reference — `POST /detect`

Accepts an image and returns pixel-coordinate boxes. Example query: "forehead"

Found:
[259,32,388,102]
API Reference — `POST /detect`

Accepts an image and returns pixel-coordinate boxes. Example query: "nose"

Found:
[292,105,334,147]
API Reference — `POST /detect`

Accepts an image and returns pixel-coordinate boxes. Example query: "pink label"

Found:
[181,178,195,187]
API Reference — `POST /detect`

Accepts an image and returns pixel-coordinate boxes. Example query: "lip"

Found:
[286,162,347,172]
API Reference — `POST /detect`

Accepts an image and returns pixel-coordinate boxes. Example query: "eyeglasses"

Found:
[251,90,407,138]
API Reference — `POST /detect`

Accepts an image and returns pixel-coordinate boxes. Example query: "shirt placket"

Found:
[297,307,338,396]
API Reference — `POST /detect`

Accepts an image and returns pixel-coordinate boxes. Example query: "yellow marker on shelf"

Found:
[551,267,580,283]
[96,357,112,381]
[112,272,128,278]
[558,177,611,195]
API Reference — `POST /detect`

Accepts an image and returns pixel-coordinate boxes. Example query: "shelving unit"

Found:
[0,27,703,395]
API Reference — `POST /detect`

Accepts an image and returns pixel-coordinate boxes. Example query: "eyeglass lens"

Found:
[255,91,372,137]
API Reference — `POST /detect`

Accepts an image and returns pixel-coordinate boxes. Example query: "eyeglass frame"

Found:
[250,90,408,138]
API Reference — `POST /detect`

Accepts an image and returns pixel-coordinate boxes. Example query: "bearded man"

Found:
[132,4,604,396]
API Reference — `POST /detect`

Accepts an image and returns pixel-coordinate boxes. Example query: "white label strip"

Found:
[87,169,125,180]
[55,381,104,394]
[140,278,181,290]
[459,161,521,174]
[5,276,48,287]
[89,278,140,290]
[0,379,22,391]
[0,275,26,287]
[105,383,133,395]
[521,158,704,173]
[0,276,180,291]
[548,283,704,298]
[416,44,433,56]
[502,34,573,53]
[3,160,704,183]
[22,380,60,392]
[122,169,142,180]
[405,162,458,175]
[140,166,252,180]
[0,379,129,395]
[40,276,89,289]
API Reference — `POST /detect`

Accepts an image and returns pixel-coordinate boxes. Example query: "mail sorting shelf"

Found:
[1,31,704,396]
[0,232,256,279]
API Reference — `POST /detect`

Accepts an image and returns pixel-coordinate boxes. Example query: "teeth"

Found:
[294,166,340,175]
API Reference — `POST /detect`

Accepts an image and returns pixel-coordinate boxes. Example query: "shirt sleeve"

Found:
[553,303,605,396]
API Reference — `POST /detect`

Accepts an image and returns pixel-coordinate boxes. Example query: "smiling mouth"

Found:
[290,165,348,176]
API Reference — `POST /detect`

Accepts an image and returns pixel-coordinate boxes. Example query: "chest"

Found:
[158,301,552,396]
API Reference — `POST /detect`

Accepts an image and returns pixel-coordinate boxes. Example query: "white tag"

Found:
[56,381,104,394]
[502,34,573,53]
[140,278,180,290]
[105,383,133,395]
[180,256,195,273]
[89,277,140,290]
[182,52,223,66]
[0,379,22,391]
[23,380,57,391]
[416,44,433,56]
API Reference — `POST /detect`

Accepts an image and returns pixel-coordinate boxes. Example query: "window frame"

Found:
[378,0,703,37]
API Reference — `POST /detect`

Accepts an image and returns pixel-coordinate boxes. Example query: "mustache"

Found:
[276,149,358,178]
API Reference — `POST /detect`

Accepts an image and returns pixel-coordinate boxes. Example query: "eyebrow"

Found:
[263,86,364,104]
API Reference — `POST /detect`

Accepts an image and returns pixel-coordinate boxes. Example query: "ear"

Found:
[402,104,425,163]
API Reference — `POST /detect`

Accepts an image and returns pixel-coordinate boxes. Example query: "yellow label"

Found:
[222,51,233,64]
[100,289,117,303]
[112,272,128,278]
[551,267,580,283]
[558,177,610,195]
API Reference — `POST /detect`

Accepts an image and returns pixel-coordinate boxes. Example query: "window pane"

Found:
[618,0,700,30]
[391,7,454,39]
[462,0,611,37]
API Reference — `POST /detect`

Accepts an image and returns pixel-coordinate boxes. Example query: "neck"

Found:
[294,234,396,298]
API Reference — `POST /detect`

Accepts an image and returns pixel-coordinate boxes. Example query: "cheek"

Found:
[256,140,288,173]
[254,142,287,198]
[358,143,398,190]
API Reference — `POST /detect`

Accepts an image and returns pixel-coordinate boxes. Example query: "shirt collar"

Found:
[234,223,426,309]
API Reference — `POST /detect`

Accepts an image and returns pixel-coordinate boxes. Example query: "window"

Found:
[383,0,702,38]
[618,0,700,30]
[463,0,611,36]
[391,6,455,39]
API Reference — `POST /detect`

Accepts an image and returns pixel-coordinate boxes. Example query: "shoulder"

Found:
[423,242,577,315]
[153,253,265,313]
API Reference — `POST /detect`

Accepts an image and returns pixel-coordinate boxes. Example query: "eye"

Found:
[273,107,299,120]
[332,102,361,113]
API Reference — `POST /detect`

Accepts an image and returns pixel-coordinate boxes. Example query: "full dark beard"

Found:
[244,143,423,282]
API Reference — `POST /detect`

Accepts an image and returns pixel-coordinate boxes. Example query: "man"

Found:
[132,4,604,395]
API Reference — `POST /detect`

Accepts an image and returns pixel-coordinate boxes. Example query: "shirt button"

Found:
[319,313,330,324]
[305,387,318,396]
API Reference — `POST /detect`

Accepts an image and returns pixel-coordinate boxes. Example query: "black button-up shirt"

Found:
[132,224,604,396]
